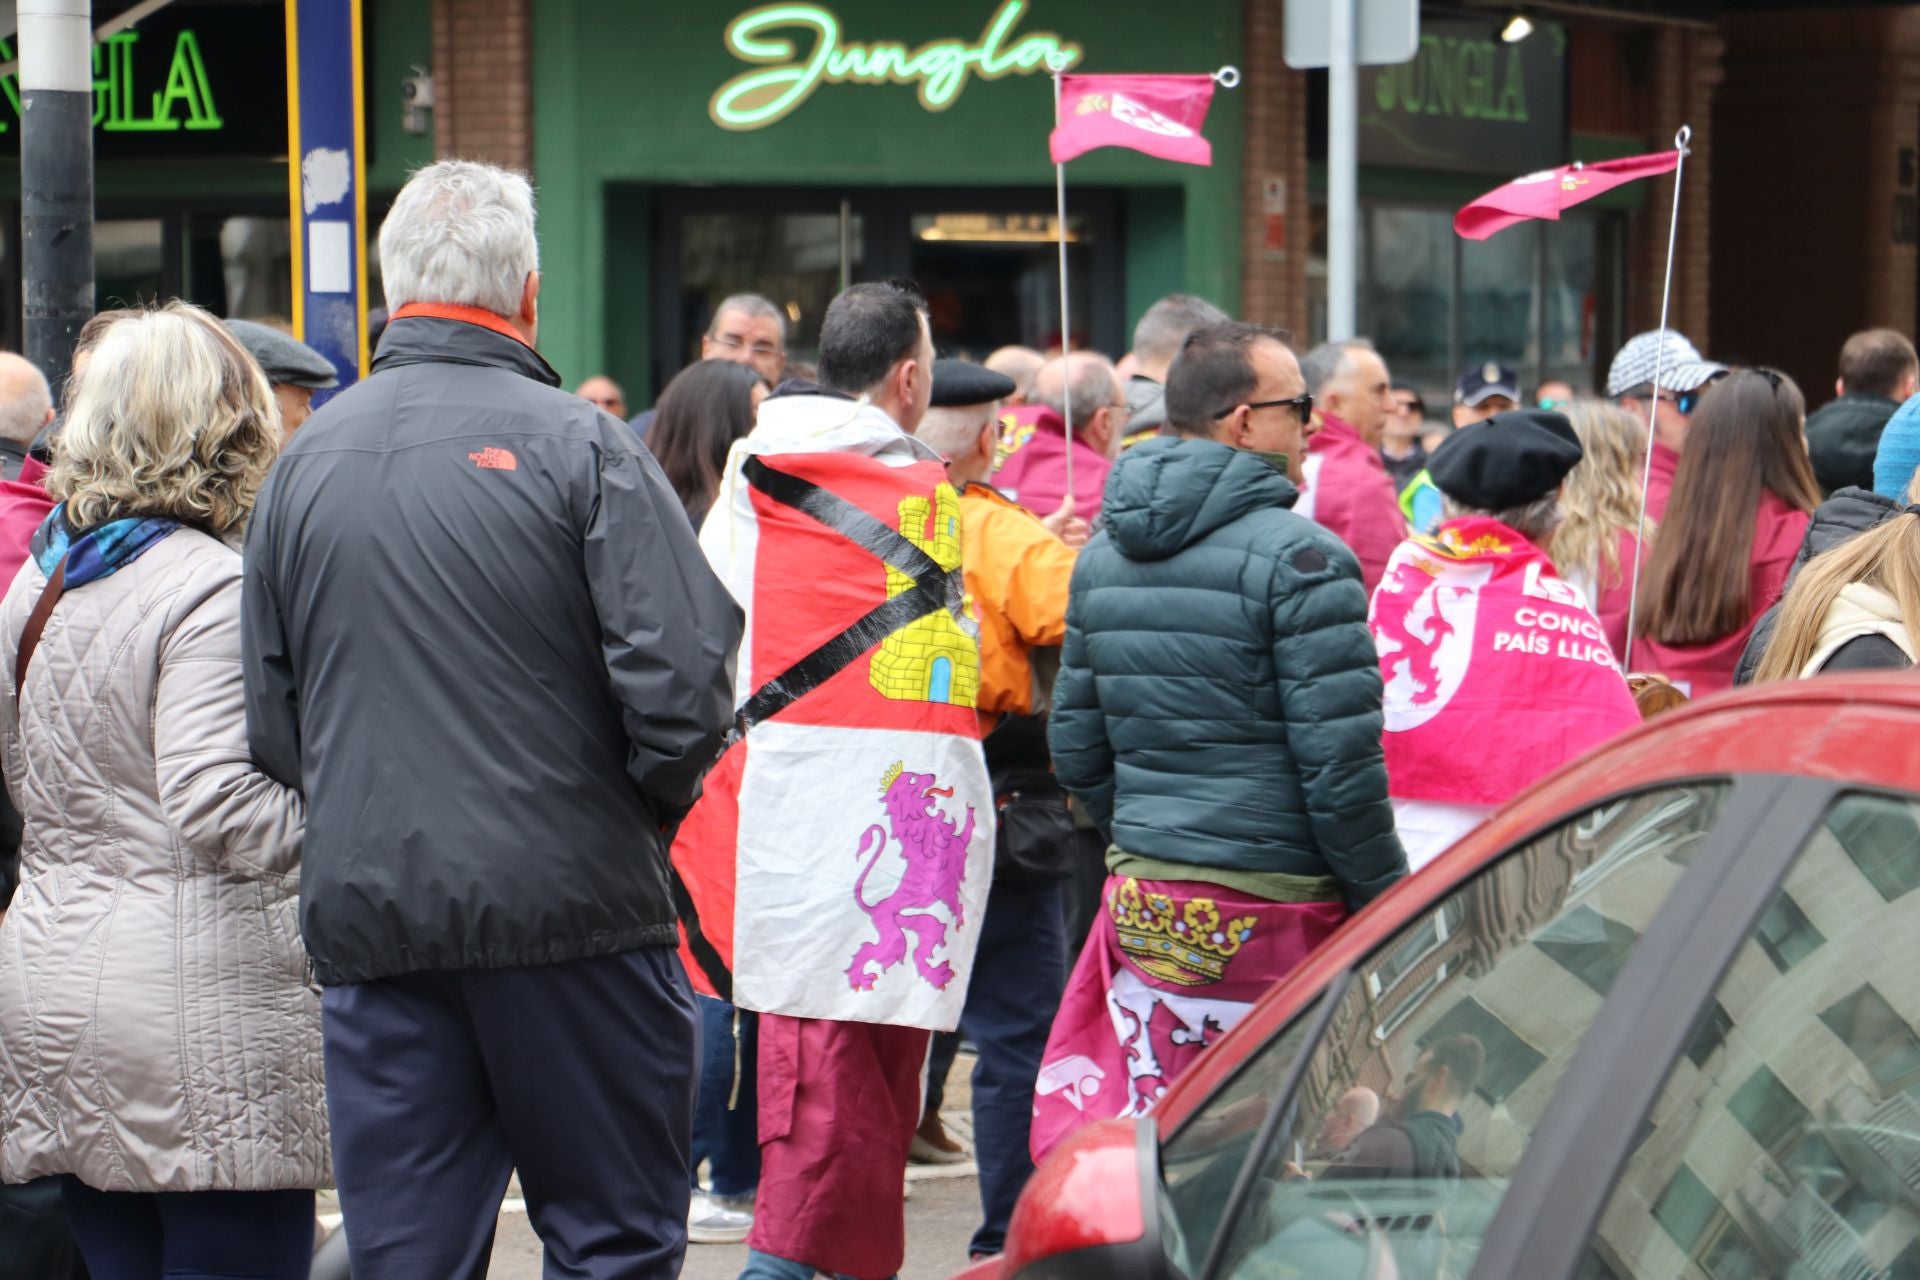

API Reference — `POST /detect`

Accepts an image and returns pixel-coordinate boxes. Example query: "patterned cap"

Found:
[1605,329,1726,398]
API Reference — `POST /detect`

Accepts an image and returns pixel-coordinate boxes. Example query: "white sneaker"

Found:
[688,1191,753,1245]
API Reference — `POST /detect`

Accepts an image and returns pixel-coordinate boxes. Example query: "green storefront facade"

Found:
[530,0,1247,399]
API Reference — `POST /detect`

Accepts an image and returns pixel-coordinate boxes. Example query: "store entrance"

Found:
[650,186,1125,392]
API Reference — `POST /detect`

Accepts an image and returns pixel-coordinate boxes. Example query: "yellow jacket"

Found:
[959,483,1077,725]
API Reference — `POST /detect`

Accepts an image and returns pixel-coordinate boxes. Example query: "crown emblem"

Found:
[880,761,904,791]
[1107,878,1256,987]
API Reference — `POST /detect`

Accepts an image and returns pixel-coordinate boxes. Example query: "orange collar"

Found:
[390,302,534,349]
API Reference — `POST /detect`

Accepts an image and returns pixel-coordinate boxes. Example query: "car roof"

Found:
[1153,672,1920,1132]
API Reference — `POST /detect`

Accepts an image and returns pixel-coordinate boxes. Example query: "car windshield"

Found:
[1159,782,1729,1280]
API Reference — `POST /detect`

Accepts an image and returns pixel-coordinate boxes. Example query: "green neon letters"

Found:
[0,29,223,133]
[1373,33,1528,124]
[710,0,1082,131]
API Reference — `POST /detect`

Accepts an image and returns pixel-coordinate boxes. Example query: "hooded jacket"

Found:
[1807,392,1902,496]
[242,310,742,985]
[1048,437,1406,908]
[1734,486,1898,685]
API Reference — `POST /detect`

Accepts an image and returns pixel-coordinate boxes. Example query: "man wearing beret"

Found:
[1036,322,1406,1160]
[1369,409,1641,869]
[911,357,1085,1260]
[224,318,339,436]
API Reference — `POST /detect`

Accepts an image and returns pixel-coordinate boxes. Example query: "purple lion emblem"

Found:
[847,762,976,991]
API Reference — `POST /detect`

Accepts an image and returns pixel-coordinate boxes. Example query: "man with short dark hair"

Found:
[1298,338,1406,592]
[1806,328,1920,494]
[671,279,994,1280]
[1122,293,1230,445]
[1034,322,1405,1160]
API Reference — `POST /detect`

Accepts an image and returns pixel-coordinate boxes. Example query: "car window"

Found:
[1160,782,1729,1280]
[1582,791,1920,1279]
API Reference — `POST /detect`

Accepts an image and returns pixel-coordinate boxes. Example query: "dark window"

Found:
[1726,1065,1810,1156]
[1420,997,1546,1106]
[1534,905,1640,995]
[1828,794,1920,902]
[1753,892,1824,972]
[1821,984,1920,1092]
[1653,1164,1720,1250]
[1686,1000,1734,1068]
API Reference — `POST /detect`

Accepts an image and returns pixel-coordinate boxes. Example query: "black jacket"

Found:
[1806,392,1901,496]
[1734,486,1898,686]
[242,315,742,985]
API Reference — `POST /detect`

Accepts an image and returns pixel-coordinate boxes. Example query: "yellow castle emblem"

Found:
[870,483,980,707]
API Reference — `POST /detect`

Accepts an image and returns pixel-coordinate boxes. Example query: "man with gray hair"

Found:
[993,351,1130,522]
[0,353,52,480]
[629,293,786,439]
[242,159,742,1278]
[1123,293,1230,446]
[1298,338,1405,592]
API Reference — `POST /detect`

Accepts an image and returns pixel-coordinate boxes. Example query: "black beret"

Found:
[1428,409,1583,510]
[930,358,1016,408]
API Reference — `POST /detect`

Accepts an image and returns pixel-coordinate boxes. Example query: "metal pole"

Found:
[1051,59,1074,503]
[1326,0,1357,341]
[19,0,93,408]
[1623,125,1692,674]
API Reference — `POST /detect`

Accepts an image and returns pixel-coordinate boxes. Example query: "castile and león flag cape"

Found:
[1049,74,1217,167]
[671,388,994,1032]
[1370,518,1641,807]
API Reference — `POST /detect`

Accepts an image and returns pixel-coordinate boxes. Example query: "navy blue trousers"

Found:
[322,947,696,1280]
[58,1181,313,1280]
[951,878,1070,1257]
[691,995,759,1198]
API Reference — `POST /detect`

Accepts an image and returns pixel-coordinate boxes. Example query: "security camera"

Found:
[402,65,434,135]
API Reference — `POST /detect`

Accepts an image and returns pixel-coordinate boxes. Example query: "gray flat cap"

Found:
[224,318,339,389]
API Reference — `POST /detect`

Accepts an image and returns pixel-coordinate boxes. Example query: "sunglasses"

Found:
[1213,393,1315,427]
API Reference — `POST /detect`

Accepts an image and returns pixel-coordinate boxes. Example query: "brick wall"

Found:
[1711,8,1920,396]
[1238,0,1310,340]
[431,0,533,173]
[1627,26,1721,350]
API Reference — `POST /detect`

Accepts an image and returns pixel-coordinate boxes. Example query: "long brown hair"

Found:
[1753,510,1920,680]
[1635,369,1819,645]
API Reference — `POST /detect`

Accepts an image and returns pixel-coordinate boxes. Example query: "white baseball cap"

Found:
[1605,329,1727,399]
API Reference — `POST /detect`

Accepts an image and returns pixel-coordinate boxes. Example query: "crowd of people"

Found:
[0,154,1918,1280]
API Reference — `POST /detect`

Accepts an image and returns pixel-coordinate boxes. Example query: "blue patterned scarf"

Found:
[30,505,182,588]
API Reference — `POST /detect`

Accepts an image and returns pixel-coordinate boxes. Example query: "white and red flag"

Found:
[1049,74,1217,166]
[671,392,995,1032]
[1455,148,1681,240]
[1369,518,1641,808]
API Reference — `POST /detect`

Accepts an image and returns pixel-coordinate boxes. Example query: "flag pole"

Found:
[1050,53,1075,503]
[1623,124,1691,675]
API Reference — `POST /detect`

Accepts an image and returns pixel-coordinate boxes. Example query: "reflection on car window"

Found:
[1160,782,1728,1280]
[1583,792,1920,1279]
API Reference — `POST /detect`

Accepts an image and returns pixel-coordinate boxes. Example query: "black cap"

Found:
[224,319,340,390]
[1428,409,1583,509]
[1454,360,1519,407]
[929,358,1016,408]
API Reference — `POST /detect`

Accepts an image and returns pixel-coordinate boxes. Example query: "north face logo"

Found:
[468,447,517,471]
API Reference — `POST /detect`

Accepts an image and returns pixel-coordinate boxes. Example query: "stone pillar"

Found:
[1239,0,1310,341]
[431,0,533,173]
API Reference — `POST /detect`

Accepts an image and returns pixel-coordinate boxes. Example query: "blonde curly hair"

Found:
[48,301,282,536]
[1555,397,1654,587]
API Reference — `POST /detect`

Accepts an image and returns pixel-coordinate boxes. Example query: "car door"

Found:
[1155,775,1786,1280]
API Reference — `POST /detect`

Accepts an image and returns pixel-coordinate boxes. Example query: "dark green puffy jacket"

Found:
[1048,437,1406,907]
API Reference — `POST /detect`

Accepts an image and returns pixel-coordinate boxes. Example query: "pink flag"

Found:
[1370,518,1641,807]
[1454,149,1681,241]
[1049,75,1216,167]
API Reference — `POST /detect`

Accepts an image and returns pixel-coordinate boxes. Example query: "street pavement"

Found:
[322,1052,986,1279]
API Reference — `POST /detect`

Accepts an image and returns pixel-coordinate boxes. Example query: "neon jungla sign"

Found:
[710,0,1082,131]
[0,28,223,132]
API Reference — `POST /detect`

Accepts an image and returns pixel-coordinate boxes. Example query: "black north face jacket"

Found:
[242,313,742,985]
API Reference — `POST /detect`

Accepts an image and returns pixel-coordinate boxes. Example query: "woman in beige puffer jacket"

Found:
[0,302,324,1278]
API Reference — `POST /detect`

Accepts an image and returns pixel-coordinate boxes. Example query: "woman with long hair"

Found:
[1554,398,1652,662]
[1634,368,1821,694]
[647,358,765,527]
[0,302,323,1278]
[1754,495,1920,679]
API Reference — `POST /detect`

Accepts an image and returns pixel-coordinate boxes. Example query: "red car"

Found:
[965,675,1920,1280]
